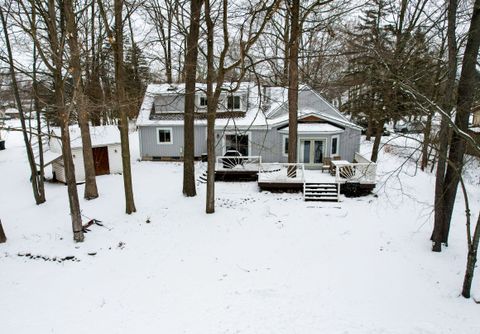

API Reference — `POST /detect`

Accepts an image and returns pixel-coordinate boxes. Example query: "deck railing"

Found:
[215,155,262,171]
[258,163,305,183]
[334,153,376,184]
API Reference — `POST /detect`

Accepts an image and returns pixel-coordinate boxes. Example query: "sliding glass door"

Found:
[300,139,325,166]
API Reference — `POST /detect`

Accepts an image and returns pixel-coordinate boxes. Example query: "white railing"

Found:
[335,153,376,184]
[258,163,305,183]
[215,155,262,171]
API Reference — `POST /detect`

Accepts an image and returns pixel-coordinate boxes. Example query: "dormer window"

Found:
[199,96,208,107]
[227,95,241,110]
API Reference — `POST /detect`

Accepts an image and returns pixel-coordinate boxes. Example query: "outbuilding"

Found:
[48,126,123,183]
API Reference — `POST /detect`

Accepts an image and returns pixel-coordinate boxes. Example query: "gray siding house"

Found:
[137,83,362,168]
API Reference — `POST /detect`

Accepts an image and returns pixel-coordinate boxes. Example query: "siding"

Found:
[213,126,361,163]
[139,125,207,158]
[107,144,123,174]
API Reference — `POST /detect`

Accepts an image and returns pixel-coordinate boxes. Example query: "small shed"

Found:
[49,126,123,183]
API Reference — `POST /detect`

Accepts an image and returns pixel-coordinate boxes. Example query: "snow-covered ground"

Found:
[1,124,479,333]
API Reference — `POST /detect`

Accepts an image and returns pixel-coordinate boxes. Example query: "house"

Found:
[45,126,123,183]
[137,83,363,166]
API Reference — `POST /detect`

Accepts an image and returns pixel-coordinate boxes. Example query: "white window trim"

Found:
[221,131,251,156]
[298,137,327,165]
[282,135,289,157]
[226,95,242,111]
[198,95,208,109]
[157,127,173,145]
[331,135,340,156]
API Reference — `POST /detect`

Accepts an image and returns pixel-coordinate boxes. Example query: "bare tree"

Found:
[204,0,281,213]
[183,0,203,198]
[287,0,299,165]
[434,0,480,251]
[431,0,458,252]
[64,0,99,200]
[98,0,137,214]
[0,2,45,205]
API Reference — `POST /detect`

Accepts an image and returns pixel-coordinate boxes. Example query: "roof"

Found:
[5,108,19,114]
[279,123,345,135]
[51,125,121,149]
[137,82,361,131]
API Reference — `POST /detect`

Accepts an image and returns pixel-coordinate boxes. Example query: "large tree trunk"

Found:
[0,5,45,205]
[205,0,215,214]
[287,0,299,165]
[183,0,203,198]
[432,0,458,252]
[115,0,137,214]
[64,0,99,200]
[370,119,384,162]
[436,0,480,248]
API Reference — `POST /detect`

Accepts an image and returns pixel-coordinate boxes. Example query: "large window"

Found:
[227,95,241,110]
[225,133,249,156]
[331,136,339,155]
[157,128,172,144]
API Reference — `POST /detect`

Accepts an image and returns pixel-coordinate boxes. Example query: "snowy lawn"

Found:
[1,127,479,333]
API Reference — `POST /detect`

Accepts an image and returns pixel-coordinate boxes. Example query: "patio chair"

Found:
[322,157,332,173]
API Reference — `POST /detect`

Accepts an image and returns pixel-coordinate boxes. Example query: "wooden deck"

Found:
[214,153,377,200]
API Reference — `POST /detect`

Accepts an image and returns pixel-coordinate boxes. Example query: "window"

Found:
[199,96,208,107]
[331,136,339,155]
[227,95,241,110]
[157,128,172,144]
[283,136,289,156]
[225,133,249,156]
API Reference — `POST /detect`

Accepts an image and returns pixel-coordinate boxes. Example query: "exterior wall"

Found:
[52,145,123,183]
[154,93,248,113]
[52,148,84,183]
[139,125,207,159]
[107,144,123,174]
[214,125,361,163]
[269,89,345,120]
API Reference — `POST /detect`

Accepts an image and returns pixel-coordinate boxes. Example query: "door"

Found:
[300,139,324,167]
[92,146,110,176]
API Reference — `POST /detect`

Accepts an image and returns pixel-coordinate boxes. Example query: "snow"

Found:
[51,125,121,150]
[279,123,344,134]
[1,121,480,333]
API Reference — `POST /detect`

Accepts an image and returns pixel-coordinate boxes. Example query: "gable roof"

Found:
[137,83,361,131]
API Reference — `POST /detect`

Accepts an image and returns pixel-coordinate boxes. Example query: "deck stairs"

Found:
[303,182,340,202]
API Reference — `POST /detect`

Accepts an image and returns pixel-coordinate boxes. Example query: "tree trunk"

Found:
[205,0,215,214]
[462,212,480,298]
[64,0,99,200]
[115,0,137,214]
[287,0,299,165]
[0,220,6,243]
[432,0,458,252]
[437,0,480,247]
[98,0,137,213]
[421,112,433,171]
[0,5,45,205]
[370,120,384,162]
[183,0,203,197]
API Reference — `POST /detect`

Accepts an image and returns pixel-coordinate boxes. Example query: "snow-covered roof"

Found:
[279,123,344,134]
[51,125,121,149]
[5,108,19,114]
[137,82,361,131]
